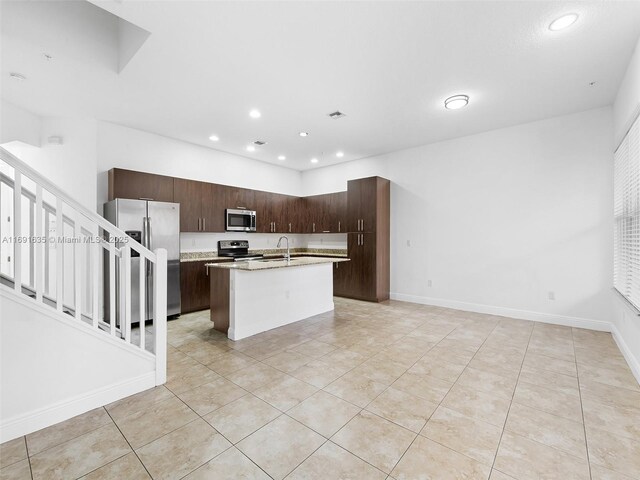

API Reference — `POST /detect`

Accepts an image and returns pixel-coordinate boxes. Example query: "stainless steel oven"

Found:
[225,208,256,232]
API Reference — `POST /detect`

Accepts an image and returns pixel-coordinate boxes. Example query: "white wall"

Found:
[613,35,640,147]
[2,116,98,212]
[611,35,640,380]
[0,99,41,147]
[0,289,156,442]
[96,121,303,211]
[303,107,614,331]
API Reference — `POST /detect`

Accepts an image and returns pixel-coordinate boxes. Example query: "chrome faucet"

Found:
[277,235,290,263]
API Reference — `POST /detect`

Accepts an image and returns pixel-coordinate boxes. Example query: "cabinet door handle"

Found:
[323,230,330,233]
[338,221,341,232]
[361,233,364,246]
[313,223,316,233]
[361,219,364,231]
[289,223,292,233]
[198,218,201,231]
[203,218,206,230]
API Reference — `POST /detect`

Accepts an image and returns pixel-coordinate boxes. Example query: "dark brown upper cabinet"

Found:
[226,186,255,211]
[173,178,203,232]
[173,179,226,232]
[108,168,174,202]
[347,176,385,233]
[108,168,356,236]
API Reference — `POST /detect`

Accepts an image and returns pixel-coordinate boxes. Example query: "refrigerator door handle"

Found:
[147,217,152,252]
[142,217,148,251]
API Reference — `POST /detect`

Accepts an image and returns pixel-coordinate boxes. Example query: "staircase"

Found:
[0,146,168,442]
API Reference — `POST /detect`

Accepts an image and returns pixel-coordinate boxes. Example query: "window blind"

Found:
[614,113,640,309]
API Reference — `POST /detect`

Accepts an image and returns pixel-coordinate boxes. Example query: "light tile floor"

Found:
[2,298,640,479]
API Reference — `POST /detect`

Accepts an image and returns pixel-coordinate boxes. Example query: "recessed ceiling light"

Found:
[444,95,469,110]
[310,158,318,164]
[336,151,344,158]
[208,135,219,142]
[278,155,286,161]
[246,145,256,152]
[249,109,261,119]
[299,132,309,137]
[549,13,578,31]
[9,72,26,81]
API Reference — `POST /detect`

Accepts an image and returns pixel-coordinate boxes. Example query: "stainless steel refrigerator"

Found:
[104,199,181,323]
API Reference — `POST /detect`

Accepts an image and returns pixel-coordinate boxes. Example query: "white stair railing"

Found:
[0,146,167,384]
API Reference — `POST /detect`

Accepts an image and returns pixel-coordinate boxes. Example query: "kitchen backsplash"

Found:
[180,232,347,253]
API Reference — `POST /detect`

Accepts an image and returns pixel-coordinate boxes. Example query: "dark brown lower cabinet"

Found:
[335,232,388,302]
[180,261,210,313]
[333,261,349,297]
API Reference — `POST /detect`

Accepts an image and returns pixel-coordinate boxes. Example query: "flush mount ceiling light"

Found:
[253,140,267,146]
[310,158,319,164]
[208,135,219,142]
[336,151,344,158]
[444,94,469,110]
[278,155,286,161]
[9,72,27,81]
[299,132,309,137]
[249,109,261,119]
[549,13,578,31]
[246,145,256,152]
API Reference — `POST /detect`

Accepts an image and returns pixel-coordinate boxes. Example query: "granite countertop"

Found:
[205,256,350,271]
[181,248,347,262]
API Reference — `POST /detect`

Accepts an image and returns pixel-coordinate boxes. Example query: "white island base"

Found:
[207,258,346,340]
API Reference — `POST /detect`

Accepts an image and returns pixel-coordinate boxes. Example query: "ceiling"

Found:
[2,1,640,171]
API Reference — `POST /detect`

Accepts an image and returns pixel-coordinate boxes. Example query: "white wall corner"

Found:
[613,35,640,147]
[611,324,640,386]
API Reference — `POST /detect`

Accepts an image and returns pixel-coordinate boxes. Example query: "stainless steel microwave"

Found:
[226,208,256,232]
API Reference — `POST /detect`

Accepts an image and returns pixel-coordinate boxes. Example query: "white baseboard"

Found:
[390,292,611,331]
[0,372,156,443]
[611,324,640,386]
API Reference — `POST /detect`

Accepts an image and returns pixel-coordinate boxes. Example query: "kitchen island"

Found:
[206,257,350,340]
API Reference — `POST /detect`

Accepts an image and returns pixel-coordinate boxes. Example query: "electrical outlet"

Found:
[427,280,432,287]
[548,291,555,300]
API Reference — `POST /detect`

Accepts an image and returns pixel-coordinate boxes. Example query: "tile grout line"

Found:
[101,406,156,480]
[23,436,34,480]
[571,327,593,480]
[487,319,534,478]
